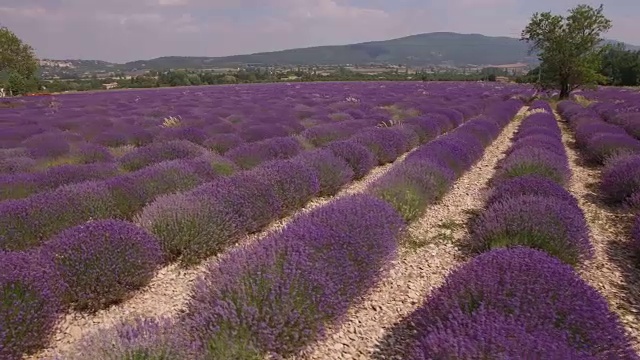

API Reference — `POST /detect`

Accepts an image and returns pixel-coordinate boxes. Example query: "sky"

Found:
[1,0,639,63]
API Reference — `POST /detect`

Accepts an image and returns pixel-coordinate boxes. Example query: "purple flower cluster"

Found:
[0,250,67,359]
[495,111,570,185]
[558,100,640,163]
[486,175,579,207]
[0,181,118,250]
[226,136,302,169]
[324,140,377,179]
[294,149,354,197]
[600,154,640,207]
[0,163,120,201]
[119,140,206,171]
[184,195,404,358]
[202,133,244,154]
[470,195,592,265]
[407,247,637,359]
[352,127,414,165]
[43,219,164,311]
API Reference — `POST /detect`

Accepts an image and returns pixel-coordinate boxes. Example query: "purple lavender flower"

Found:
[0,249,67,359]
[486,175,579,207]
[157,126,208,145]
[250,159,320,215]
[74,142,115,164]
[496,147,571,186]
[0,156,36,174]
[203,133,244,154]
[226,136,302,169]
[408,247,637,359]
[600,154,640,206]
[470,195,592,265]
[352,127,412,165]
[295,149,354,197]
[324,140,376,179]
[585,133,640,163]
[119,140,206,171]
[44,219,164,311]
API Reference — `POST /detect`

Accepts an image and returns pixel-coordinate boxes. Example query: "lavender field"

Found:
[1,82,640,359]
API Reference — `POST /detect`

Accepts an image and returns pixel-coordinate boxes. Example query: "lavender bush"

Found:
[203,133,244,154]
[295,149,354,197]
[226,136,302,169]
[408,247,636,359]
[0,250,67,359]
[250,159,320,215]
[469,195,592,265]
[0,181,117,250]
[495,147,570,186]
[352,127,412,165]
[486,175,579,207]
[119,140,206,171]
[325,140,376,179]
[44,219,164,311]
[600,154,640,206]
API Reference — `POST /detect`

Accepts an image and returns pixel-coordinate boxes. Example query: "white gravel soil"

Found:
[293,107,527,360]
[555,111,640,353]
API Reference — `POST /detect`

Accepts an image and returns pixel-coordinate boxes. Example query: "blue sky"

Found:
[1,0,638,62]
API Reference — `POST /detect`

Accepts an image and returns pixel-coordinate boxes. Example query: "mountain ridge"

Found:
[41,32,640,71]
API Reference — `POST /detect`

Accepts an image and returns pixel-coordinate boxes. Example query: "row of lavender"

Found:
[39,99,524,359]
[558,99,640,267]
[404,102,637,359]
[0,89,503,358]
[0,101,491,252]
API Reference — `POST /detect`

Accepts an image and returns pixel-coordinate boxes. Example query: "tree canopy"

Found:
[0,27,38,77]
[521,4,612,99]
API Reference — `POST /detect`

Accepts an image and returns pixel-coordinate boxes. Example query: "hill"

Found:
[42,32,640,72]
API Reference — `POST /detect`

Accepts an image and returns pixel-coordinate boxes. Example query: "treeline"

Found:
[516,44,640,86]
[2,67,506,95]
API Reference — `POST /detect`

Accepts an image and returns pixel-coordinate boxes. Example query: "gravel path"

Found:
[30,146,413,359]
[294,108,526,360]
[556,112,640,352]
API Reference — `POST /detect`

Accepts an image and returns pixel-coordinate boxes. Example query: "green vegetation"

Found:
[521,4,612,99]
[0,27,39,95]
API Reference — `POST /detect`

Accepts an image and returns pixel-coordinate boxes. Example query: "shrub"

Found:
[0,181,117,251]
[136,192,241,265]
[188,152,238,179]
[407,139,473,176]
[370,161,454,222]
[185,236,336,358]
[44,220,163,311]
[239,124,290,142]
[23,133,71,159]
[119,140,206,171]
[507,135,566,157]
[0,250,67,359]
[584,133,640,164]
[408,247,636,359]
[486,175,578,207]
[250,159,319,215]
[495,148,570,186]
[325,140,376,179]
[75,143,114,164]
[352,127,410,164]
[286,194,405,298]
[226,136,302,169]
[157,127,208,145]
[0,156,36,174]
[600,154,640,206]
[295,149,354,197]
[404,116,444,142]
[629,191,640,211]
[633,216,640,262]
[203,133,244,154]
[470,195,592,265]
[185,195,403,358]
[59,316,196,360]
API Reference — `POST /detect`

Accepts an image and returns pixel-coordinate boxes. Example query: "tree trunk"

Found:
[558,81,570,100]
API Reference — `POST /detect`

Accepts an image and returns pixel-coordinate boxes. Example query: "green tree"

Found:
[521,4,612,99]
[600,43,640,86]
[0,27,38,78]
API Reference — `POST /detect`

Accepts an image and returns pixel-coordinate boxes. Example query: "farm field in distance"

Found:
[2,81,640,359]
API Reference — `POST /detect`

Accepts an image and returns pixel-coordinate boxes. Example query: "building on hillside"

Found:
[102,82,119,90]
